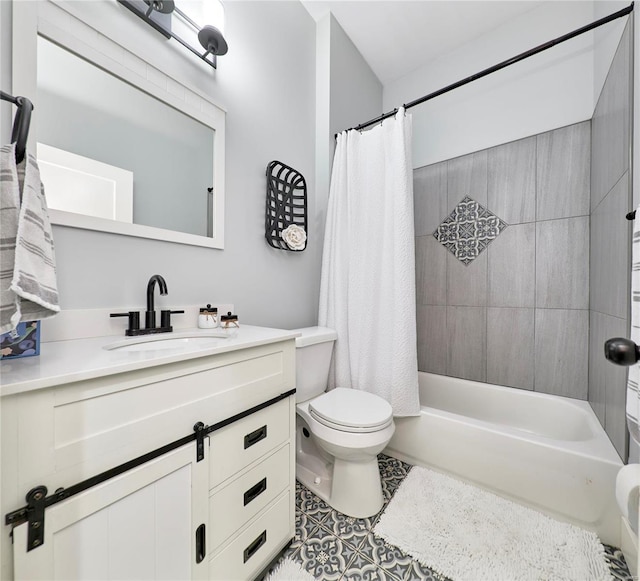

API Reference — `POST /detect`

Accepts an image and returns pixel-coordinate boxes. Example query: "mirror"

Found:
[11,0,226,249]
[37,36,215,239]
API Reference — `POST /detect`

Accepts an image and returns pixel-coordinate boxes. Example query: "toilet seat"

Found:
[309,388,393,433]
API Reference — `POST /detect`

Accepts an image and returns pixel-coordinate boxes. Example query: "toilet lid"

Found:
[309,388,393,432]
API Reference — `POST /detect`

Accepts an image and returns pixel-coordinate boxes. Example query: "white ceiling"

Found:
[301,1,544,84]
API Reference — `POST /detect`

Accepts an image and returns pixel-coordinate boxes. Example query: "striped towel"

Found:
[0,143,59,334]
[628,206,640,445]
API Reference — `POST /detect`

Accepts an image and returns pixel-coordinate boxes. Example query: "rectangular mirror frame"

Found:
[12,0,226,249]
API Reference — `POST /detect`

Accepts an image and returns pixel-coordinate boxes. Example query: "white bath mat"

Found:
[374,466,612,581]
[264,557,317,581]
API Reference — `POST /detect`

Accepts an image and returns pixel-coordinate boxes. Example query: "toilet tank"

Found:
[293,327,338,402]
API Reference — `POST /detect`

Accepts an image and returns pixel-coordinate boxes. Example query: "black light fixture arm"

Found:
[1,90,34,164]
[338,2,634,137]
[117,0,227,69]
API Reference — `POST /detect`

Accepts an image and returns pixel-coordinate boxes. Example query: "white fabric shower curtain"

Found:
[318,108,420,417]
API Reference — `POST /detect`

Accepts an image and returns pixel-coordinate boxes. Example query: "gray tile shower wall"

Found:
[536,122,591,221]
[487,136,536,224]
[413,22,632,461]
[588,22,632,461]
[536,217,589,310]
[414,119,591,398]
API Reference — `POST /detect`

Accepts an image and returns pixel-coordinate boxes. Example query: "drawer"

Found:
[13,342,293,491]
[209,444,290,553]
[210,397,291,488]
[209,491,292,581]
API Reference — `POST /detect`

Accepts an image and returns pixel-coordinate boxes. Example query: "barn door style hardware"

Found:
[5,389,295,551]
[25,486,47,551]
[265,161,307,251]
[194,421,208,462]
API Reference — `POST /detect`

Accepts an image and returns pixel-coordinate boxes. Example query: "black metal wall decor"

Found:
[265,160,307,251]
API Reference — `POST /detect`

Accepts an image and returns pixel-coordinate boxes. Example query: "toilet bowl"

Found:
[293,327,395,518]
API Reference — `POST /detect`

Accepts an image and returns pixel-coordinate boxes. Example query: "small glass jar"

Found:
[198,304,218,329]
[220,311,240,334]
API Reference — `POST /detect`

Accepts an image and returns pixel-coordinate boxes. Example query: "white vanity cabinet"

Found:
[1,332,296,581]
[13,442,211,580]
[207,399,294,580]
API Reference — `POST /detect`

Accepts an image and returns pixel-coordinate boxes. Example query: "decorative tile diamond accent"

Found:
[433,196,507,265]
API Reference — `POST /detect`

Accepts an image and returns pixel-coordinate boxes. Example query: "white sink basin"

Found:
[104,331,228,352]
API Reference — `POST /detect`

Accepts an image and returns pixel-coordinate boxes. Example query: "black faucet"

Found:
[145,274,168,329]
[110,274,184,336]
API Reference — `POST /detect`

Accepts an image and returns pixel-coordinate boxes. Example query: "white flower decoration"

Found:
[281,224,307,251]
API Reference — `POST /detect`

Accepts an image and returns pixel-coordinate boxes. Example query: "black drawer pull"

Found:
[243,530,267,563]
[195,523,206,564]
[244,478,267,506]
[244,425,267,449]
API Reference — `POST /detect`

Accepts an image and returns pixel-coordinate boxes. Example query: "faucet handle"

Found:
[110,311,140,335]
[160,309,184,330]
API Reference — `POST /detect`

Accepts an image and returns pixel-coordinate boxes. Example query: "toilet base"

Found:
[296,462,332,505]
[295,405,392,518]
[330,457,384,518]
[296,444,333,503]
[296,455,384,518]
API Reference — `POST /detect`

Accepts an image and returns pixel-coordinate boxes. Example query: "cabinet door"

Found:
[12,442,208,580]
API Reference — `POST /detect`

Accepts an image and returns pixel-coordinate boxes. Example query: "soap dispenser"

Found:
[198,304,218,329]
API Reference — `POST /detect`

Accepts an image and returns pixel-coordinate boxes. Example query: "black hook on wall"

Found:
[604,337,640,366]
[1,90,34,164]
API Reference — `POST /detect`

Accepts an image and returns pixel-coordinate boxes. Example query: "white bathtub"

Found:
[385,372,624,546]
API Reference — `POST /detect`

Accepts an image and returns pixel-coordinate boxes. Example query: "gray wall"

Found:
[314,14,382,258]
[2,2,384,331]
[415,120,591,400]
[589,21,633,461]
[3,1,320,329]
[384,2,596,170]
[328,16,382,146]
[0,0,12,143]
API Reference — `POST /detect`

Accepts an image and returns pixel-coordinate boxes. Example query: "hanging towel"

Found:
[0,143,59,334]
[628,205,640,445]
[319,108,420,417]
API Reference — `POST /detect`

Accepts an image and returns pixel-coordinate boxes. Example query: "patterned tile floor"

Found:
[266,454,633,581]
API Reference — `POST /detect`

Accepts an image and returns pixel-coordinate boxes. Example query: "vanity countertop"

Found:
[0,326,299,397]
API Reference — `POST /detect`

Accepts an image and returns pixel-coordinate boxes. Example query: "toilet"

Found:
[293,326,395,518]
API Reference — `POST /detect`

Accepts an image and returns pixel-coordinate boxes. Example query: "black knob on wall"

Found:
[604,337,640,366]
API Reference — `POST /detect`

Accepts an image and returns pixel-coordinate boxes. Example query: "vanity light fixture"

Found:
[118,0,228,69]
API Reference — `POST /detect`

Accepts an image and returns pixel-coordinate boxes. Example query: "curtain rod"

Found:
[336,2,634,137]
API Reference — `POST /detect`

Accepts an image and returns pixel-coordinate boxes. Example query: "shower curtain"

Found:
[318,108,420,417]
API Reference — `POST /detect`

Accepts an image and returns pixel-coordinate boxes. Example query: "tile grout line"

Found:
[485,154,490,385]
[445,159,450,377]
[533,137,537,394]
